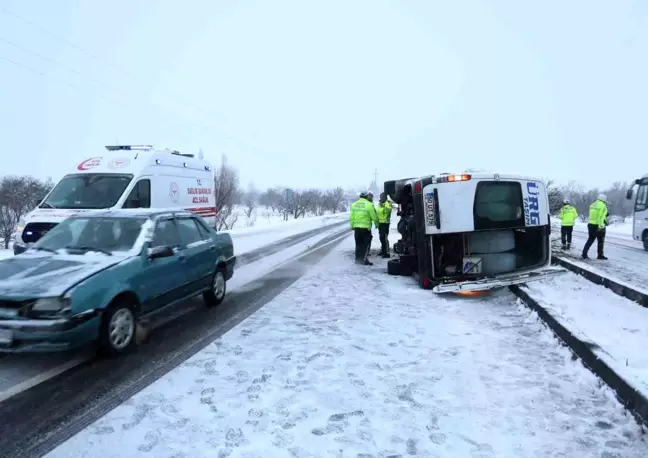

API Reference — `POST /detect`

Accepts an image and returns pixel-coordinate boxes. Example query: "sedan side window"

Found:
[151,219,180,248]
[193,218,212,240]
[176,218,203,246]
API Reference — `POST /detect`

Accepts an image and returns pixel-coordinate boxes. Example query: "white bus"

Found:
[626,174,648,250]
[13,145,215,255]
[385,172,565,292]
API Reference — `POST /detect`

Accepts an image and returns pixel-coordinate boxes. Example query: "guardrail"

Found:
[551,255,648,308]
[510,284,648,427]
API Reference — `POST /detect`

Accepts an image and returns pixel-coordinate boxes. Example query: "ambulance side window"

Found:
[123,179,151,209]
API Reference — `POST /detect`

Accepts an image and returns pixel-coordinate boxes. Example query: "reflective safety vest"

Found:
[376,200,392,224]
[350,198,378,229]
[559,204,578,227]
[588,200,608,229]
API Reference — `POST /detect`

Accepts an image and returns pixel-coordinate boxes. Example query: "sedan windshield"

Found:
[33,216,147,254]
[41,173,133,209]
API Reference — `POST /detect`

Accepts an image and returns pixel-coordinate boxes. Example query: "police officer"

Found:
[350,191,378,265]
[582,193,608,260]
[376,192,393,258]
[559,198,578,250]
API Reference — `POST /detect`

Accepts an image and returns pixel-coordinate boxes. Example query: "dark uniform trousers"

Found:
[378,223,390,255]
[582,223,605,256]
[354,228,372,261]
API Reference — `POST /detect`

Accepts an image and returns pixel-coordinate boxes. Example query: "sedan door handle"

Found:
[178,255,186,261]
[208,245,216,251]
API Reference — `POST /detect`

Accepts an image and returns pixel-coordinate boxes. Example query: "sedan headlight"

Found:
[32,297,70,312]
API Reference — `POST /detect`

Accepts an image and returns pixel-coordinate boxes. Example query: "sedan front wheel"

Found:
[98,300,136,357]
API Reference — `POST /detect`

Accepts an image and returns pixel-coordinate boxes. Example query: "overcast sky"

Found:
[0,0,646,192]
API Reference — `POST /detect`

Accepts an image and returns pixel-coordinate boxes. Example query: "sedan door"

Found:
[139,217,187,314]
[175,217,214,294]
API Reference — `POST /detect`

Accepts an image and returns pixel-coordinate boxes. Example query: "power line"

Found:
[0,7,287,160]
[0,54,195,145]
[0,34,278,158]
[0,6,234,130]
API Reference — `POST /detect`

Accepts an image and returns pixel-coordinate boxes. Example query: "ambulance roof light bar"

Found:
[105,145,153,151]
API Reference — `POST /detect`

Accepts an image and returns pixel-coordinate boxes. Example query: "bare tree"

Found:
[259,187,282,212]
[277,188,320,219]
[0,175,53,248]
[213,156,241,231]
[243,183,259,218]
[323,187,345,213]
[544,179,565,214]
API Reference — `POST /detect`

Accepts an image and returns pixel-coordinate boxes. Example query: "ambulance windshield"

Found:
[41,173,133,209]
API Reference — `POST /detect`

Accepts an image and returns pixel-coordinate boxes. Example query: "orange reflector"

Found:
[455,290,491,297]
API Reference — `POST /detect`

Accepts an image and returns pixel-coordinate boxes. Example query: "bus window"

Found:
[473,181,525,230]
[635,183,648,211]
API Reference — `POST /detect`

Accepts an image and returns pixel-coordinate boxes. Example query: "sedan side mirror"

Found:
[149,245,174,259]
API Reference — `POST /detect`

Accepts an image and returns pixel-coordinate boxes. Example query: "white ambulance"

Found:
[385,172,566,292]
[13,145,216,255]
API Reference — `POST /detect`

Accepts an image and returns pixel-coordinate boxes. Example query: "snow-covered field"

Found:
[46,234,648,458]
[551,217,633,237]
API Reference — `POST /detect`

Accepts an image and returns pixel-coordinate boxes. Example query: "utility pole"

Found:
[373,168,378,185]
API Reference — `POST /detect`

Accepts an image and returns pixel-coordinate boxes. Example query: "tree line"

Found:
[0,157,349,247]
[4,162,630,250]
[213,156,347,230]
[546,180,635,221]
[0,176,54,248]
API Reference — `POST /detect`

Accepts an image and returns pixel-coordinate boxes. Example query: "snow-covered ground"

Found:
[553,235,648,292]
[46,234,648,458]
[525,273,648,400]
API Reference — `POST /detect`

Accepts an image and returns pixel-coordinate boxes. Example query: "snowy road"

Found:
[555,228,648,291]
[45,235,648,458]
[0,225,351,458]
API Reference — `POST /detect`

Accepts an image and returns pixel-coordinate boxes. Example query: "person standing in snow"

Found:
[376,192,393,258]
[582,194,608,260]
[559,198,578,250]
[350,191,379,265]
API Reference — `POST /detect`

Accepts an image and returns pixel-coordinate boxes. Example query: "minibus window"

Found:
[473,181,525,230]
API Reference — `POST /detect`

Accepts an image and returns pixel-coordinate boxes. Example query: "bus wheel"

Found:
[643,232,648,252]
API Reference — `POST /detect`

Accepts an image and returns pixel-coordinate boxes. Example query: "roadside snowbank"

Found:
[525,272,648,400]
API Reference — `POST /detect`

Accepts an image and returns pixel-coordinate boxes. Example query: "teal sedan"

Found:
[0,209,236,356]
